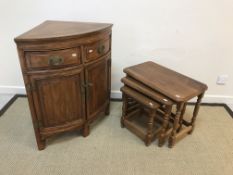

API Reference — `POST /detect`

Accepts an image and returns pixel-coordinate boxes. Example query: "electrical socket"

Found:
[216,74,228,85]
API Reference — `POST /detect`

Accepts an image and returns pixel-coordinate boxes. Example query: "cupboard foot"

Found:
[37,139,46,151]
[82,124,90,137]
[105,104,110,115]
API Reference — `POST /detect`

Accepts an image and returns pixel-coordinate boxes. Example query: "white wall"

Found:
[0,0,233,103]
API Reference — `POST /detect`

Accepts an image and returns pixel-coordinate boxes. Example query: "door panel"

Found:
[30,68,85,129]
[85,58,109,119]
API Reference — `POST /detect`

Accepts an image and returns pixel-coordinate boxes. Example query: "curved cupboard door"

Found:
[85,57,110,120]
[29,67,86,137]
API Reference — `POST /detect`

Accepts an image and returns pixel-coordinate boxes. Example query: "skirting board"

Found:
[0,94,232,118]
[1,87,233,105]
[0,86,26,94]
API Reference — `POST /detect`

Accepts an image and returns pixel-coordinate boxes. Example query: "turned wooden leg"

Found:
[177,103,187,132]
[158,105,172,147]
[188,93,204,134]
[82,123,90,137]
[169,102,184,148]
[121,93,128,128]
[145,109,156,146]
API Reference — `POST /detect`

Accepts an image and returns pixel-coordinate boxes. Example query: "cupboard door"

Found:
[29,67,86,134]
[85,58,109,119]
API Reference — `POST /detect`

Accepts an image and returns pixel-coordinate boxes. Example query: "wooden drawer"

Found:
[25,48,81,69]
[85,38,110,62]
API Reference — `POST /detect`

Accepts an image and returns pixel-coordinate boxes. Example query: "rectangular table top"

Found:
[123,61,208,102]
[121,77,173,106]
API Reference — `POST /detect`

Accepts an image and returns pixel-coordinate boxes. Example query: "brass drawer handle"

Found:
[48,56,64,66]
[97,45,105,54]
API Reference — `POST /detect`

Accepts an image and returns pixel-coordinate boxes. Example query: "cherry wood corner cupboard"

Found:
[14,20,113,150]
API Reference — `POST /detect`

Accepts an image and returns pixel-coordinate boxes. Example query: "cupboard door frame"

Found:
[28,66,86,137]
[84,55,110,121]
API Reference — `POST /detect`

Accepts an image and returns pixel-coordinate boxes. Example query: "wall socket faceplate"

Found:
[216,74,229,85]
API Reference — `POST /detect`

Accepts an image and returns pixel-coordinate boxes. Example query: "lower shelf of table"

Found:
[123,108,194,147]
[123,110,163,144]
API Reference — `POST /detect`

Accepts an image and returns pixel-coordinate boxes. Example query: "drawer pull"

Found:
[97,45,105,54]
[48,56,64,66]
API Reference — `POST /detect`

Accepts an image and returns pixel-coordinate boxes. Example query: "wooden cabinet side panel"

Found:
[16,48,46,149]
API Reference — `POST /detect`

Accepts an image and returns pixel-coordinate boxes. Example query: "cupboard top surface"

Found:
[14,20,113,43]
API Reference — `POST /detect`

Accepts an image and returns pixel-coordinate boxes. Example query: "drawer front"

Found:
[85,38,110,62]
[25,48,81,69]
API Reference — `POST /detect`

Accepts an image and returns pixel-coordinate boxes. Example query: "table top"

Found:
[15,20,113,43]
[123,61,208,102]
[121,76,173,106]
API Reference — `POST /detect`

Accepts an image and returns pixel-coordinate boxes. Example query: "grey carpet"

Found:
[0,98,232,175]
[0,94,14,110]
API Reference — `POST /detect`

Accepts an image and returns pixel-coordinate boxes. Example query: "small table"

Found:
[121,76,174,146]
[124,61,208,147]
[121,86,161,146]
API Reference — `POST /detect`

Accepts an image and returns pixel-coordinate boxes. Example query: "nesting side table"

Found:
[124,61,208,147]
[121,76,174,146]
[121,86,161,146]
